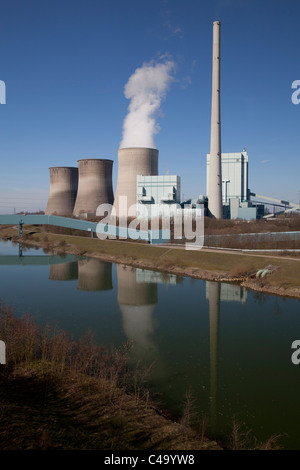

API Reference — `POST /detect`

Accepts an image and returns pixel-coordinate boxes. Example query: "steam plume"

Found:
[120,58,175,149]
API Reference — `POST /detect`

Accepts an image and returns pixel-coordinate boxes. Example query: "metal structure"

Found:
[250,192,300,217]
[45,167,78,216]
[73,159,114,217]
[113,147,158,218]
[0,214,170,244]
[208,21,223,219]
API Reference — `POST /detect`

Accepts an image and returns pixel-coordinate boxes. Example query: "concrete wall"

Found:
[113,148,158,218]
[73,159,114,217]
[45,167,78,216]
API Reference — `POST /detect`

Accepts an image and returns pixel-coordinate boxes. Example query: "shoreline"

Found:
[1,226,299,300]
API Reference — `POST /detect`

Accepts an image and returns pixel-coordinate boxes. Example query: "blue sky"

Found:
[0,0,299,212]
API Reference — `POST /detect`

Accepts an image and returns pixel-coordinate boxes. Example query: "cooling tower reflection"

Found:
[77,258,113,291]
[49,262,78,281]
[117,264,158,361]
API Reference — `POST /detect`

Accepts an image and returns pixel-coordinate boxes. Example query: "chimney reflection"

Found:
[207,281,221,433]
[206,281,246,433]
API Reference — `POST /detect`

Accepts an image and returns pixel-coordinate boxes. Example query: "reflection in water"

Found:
[117,264,158,360]
[49,262,78,281]
[206,282,247,303]
[136,269,181,285]
[206,281,221,434]
[3,239,298,448]
[77,258,113,291]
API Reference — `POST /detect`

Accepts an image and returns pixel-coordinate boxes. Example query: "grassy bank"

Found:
[1,225,299,300]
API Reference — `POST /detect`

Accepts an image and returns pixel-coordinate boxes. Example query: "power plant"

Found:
[73,159,114,218]
[45,167,78,216]
[41,21,298,224]
[113,147,158,218]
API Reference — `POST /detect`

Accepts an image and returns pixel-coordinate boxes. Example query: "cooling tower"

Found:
[73,159,114,217]
[45,167,78,216]
[208,21,223,219]
[113,147,158,218]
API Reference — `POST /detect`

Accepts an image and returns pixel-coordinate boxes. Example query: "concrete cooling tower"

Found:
[45,167,78,216]
[73,159,114,217]
[113,147,158,218]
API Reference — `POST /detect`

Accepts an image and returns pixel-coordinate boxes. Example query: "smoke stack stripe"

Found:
[45,167,78,216]
[208,21,223,219]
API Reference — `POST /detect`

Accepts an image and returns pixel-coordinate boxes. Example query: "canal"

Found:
[0,239,299,449]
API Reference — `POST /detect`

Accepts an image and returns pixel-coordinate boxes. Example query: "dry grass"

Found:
[0,304,221,450]
[226,416,283,450]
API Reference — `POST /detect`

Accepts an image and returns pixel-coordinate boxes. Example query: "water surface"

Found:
[0,240,299,449]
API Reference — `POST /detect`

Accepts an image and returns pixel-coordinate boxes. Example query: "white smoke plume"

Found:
[120,58,175,149]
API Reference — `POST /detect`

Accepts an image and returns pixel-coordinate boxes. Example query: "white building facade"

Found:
[136,175,181,219]
[207,151,249,205]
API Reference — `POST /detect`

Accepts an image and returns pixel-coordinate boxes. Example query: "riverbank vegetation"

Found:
[0,303,222,450]
[0,304,283,450]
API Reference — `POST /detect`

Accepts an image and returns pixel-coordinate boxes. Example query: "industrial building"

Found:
[207,151,249,205]
[206,150,265,220]
[136,175,181,219]
[44,21,300,225]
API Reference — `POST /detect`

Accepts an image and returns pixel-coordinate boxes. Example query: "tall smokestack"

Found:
[45,167,78,216]
[208,21,222,219]
[73,159,114,217]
